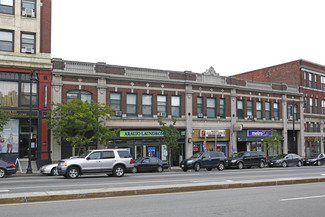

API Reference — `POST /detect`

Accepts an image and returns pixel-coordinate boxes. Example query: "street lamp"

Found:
[292,101,296,153]
[26,69,38,174]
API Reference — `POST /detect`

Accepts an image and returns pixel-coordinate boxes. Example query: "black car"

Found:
[268,153,303,167]
[180,151,228,172]
[132,157,169,173]
[303,153,325,166]
[0,159,17,178]
[227,151,267,169]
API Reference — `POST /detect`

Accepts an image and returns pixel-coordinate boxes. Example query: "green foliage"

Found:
[0,109,10,132]
[46,99,118,154]
[158,117,180,152]
[261,129,283,155]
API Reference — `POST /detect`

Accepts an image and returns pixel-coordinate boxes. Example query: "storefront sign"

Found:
[247,130,272,137]
[120,130,164,137]
[200,130,226,138]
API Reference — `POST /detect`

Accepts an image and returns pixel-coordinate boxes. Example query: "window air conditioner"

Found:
[115,111,122,117]
[22,47,34,53]
[158,112,166,117]
[274,117,279,120]
[288,116,293,120]
[198,113,204,118]
[248,115,254,119]
[22,8,35,17]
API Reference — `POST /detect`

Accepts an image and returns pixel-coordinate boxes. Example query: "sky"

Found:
[51,0,325,76]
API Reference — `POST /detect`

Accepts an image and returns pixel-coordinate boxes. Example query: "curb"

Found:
[1,176,325,204]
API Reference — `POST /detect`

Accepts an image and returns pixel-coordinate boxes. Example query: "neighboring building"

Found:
[0,0,52,167]
[234,59,325,156]
[52,59,303,165]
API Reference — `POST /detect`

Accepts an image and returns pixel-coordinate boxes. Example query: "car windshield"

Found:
[231,152,244,158]
[190,152,203,158]
[310,154,319,158]
[273,154,287,159]
[78,150,92,158]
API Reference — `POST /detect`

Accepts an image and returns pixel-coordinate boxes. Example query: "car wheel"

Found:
[66,167,79,179]
[51,167,58,176]
[0,168,5,178]
[282,161,287,168]
[217,163,225,171]
[206,168,212,171]
[237,162,244,169]
[194,163,200,172]
[113,165,125,177]
[157,166,163,172]
[297,161,302,167]
[132,167,137,173]
[317,161,321,166]
[182,169,188,172]
[259,161,265,168]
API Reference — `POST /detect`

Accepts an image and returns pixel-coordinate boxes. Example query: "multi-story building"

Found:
[234,59,325,156]
[51,59,304,165]
[0,0,52,168]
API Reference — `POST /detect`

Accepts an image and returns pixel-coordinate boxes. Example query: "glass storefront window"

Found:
[20,82,37,107]
[0,81,18,107]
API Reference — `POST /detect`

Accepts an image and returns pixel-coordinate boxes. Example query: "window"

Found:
[197,97,203,117]
[220,98,225,118]
[322,100,325,114]
[207,98,216,118]
[20,82,37,107]
[126,93,137,116]
[316,123,320,132]
[0,81,18,107]
[288,104,298,121]
[273,103,279,120]
[66,90,92,103]
[117,150,131,158]
[315,74,318,89]
[256,102,263,120]
[315,98,318,114]
[321,76,325,90]
[142,94,153,117]
[110,93,121,114]
[310,123,314,132]
[0,0,13,14]
[171,96,181,117]
[88,152,101,160]
[247,101,253,118]
[305,97,308,113]
[304,72,308,87]
[0,30,13,52]
[102,151,115,159]
[22,0,36,17]
[237,100,244,119]
[309,73,313,88]
[265,102,271,120]
[305,123,309,132]
[21,32,35,53]
[157,95,167,115]
[309,98,313,114]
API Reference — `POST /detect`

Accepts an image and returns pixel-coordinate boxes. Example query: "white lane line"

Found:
[0,190,10,193]
[280,195,325,201]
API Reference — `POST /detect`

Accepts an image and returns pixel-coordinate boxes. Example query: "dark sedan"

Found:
[0,159,17,178]
[268,153,303,167]
[303,153,325,166]
[132,157,169,173]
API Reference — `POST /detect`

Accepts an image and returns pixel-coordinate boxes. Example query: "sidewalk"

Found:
[1,174,325,204]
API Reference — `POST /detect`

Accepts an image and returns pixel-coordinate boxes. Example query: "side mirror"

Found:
[86,157,90,160]
[202,156,206,159]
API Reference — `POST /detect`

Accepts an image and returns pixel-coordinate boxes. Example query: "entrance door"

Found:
[19,136,29,158]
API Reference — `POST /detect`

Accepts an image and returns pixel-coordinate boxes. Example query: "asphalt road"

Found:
[1,182,325,217]
[1,165,325,195]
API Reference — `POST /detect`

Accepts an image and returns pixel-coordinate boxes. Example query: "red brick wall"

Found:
[40,0,51,53]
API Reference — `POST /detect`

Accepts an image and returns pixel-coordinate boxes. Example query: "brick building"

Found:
[234,59,325,156]
[51,59,304,165]
[0,0,52,168]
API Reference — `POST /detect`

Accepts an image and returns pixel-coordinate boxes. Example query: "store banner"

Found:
[247,130,272,137]
[120,130,164,137]
[0,119,19,153]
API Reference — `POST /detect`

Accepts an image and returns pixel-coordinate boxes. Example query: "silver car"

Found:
[40,163,58,176]
[57,149,134,178]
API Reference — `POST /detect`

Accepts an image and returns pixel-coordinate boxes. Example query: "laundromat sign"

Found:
[120,130,164,137]
[247,130,272,137]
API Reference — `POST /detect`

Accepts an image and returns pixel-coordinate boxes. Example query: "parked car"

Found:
[0,159,17,178]
[132,157,168,173]
[303,153,325,166]
[40,163,58,176]
[227,151,267,169]
[268,153,303,167]
[57,149,134,178]
[180,151,228,172]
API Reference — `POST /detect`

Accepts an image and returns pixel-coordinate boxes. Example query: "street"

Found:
[1,166,325,194]
[1,182,325,217]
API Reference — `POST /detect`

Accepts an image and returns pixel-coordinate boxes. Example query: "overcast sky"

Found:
[51,0,325,76]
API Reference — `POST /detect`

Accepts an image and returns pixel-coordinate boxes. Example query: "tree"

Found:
[261,129,283,156]
[158,116,180,167]
[47,99,119,155]
[0,109,10,132]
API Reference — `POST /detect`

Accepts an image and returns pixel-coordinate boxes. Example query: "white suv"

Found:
[57,149,134,178]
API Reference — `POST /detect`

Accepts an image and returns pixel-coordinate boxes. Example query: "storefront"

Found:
[305,137,321,156]
[192,129,230,157]
[237,130,283,155]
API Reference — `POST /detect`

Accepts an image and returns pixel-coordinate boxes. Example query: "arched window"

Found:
[66,90,92,103]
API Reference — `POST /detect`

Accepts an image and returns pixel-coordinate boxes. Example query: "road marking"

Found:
[0,190,10,193]
[280,195,325,201]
